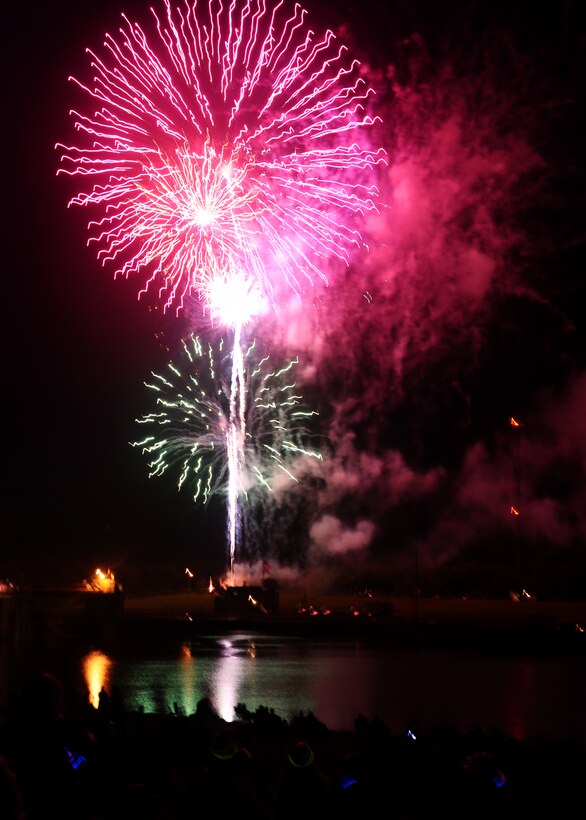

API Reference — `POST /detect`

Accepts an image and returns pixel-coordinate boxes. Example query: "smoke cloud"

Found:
[254,1,586,589]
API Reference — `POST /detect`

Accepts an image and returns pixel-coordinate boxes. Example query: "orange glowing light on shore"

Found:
[185,567,194,579]
[208,577,215,593]
[509,417,523,428]
[510,506,520,516]
[85,568,117,593]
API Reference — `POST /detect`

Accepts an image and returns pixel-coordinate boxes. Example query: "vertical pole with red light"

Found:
[509,417,523,580]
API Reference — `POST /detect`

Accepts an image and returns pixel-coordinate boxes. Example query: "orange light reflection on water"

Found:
[82,650,113,708]
[179,643,198,715]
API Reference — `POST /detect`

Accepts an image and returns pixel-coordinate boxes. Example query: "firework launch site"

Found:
[123,583,586,647]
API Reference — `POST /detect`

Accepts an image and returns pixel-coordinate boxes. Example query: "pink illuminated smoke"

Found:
[57,0,385,322]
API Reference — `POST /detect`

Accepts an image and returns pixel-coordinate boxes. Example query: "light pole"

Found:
[509,417,523,581]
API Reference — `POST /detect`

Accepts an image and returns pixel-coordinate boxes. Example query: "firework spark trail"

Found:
[131,333,322,573]
[227,321,246,575]
[56,0,385,321]
[57,0,383,574]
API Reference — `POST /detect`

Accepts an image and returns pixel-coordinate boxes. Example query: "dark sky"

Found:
[3,0,585,590]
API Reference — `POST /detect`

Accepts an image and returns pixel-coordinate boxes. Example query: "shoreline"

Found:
[116,591,586,655]
[124,589,586,627]
[4,587,584,656]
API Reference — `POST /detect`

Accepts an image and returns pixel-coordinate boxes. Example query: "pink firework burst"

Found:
[57,0,385,320]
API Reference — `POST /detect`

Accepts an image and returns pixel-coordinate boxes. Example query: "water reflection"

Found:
[502,660,535,740]
[213,637,250,721]
[82,650,113,708]
[179,642,198,715]
[75,634,585,744]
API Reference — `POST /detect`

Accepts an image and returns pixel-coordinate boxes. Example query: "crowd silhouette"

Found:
[1,670,585,818]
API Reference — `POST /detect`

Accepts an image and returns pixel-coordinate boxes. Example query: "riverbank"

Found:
[6,585,583,656]
[124,588,586,627]
[118,589,586,654]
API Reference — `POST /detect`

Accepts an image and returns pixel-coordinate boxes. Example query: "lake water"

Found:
[74,629,586,745]
[2,595,583,747]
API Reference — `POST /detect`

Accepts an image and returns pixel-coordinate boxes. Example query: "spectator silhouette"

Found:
[1,671,585,820]
[111,780,157,819]
[0,671,102,819]
[273,739,332,819]
[0,755,25,820]
[194,725,273,820]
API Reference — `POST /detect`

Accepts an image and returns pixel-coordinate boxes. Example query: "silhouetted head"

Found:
[288,741,315,769]
[209,728,239,762]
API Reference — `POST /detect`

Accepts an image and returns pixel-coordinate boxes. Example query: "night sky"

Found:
[3,0,585,593]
